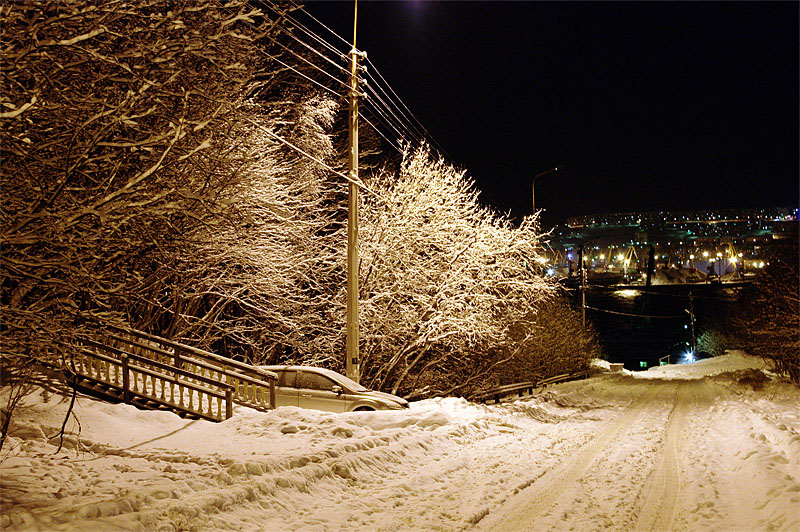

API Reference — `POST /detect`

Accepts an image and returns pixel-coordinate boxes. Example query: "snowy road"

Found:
[2,352,799,531]
[476,380,710,531]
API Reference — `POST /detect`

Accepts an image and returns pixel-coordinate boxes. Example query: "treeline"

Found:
[1,1,600,403]
[700,238,799,386]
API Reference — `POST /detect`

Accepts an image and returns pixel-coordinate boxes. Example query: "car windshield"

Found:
[325,371,369,392]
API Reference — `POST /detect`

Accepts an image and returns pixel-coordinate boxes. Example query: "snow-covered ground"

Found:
[2,351,799,531]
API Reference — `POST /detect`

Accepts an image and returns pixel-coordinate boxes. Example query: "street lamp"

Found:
[532,165,562,215]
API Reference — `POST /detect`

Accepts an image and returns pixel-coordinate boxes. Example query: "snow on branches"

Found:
[1,1,595,405]
[357,149,558,396]
[0,0,287,361]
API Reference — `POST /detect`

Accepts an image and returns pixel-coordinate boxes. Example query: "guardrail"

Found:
[476,369,593,404]
[475,380,538,404]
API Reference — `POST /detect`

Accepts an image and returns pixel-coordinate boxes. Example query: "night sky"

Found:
[304,1,799,227]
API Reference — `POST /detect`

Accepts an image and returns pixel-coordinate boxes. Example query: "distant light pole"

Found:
[531,165,561,215]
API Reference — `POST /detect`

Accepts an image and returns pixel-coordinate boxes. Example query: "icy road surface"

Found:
[2,352,799,531]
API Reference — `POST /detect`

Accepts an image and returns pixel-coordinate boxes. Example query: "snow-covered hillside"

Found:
[2,352,799,531]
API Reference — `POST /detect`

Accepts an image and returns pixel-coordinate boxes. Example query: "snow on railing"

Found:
[475,369,593,404]
[59,325,278,421]
[103,326,277,412]
[77,341,233,421]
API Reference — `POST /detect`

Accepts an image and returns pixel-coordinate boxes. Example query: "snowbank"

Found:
[633,350,767,380]
[2,351,798,532]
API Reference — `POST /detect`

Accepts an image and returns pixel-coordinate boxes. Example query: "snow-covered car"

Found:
[259,365,409,412]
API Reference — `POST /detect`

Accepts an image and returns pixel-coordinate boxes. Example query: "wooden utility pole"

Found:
[345,0,361,382]
[579,244,586,329]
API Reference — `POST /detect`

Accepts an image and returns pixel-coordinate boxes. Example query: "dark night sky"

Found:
[304,1,799,227]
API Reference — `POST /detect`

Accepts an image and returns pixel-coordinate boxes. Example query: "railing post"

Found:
[122,354,130,403]
[225,388,233,419]
[174,346,183,370]
[269,378,276,409]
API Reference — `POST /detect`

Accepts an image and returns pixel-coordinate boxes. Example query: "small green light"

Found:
[640,361,648,368]
[660,361,668,366]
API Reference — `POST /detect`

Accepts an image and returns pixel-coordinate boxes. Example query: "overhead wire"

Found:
[364,57,455,161]
[255,47,344,100]
[361,77,426,147]
[360,90,420,148]
[259,0,352,75]
[281,1,455,161]
[261,0,349,57]
[284,1,353,49]
[278,24,349,74]
[362,70,426,140]
[257,0,457,165]
[259,0,414,153]
[359,113,404,154]
[583,306,685,319]
[264,33,351,92]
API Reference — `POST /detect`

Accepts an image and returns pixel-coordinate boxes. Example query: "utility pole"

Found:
[686,292,697,354]
[645,245,655,287]
[345,0,361,382]
[579,244,586,329]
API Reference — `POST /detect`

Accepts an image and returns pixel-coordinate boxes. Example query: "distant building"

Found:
[546,207,798,276]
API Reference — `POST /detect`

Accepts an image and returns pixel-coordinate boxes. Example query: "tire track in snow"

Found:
[634,380,695,532]
[473,386,652,532]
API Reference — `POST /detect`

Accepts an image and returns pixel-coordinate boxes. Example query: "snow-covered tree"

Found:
[0,1,305,446]
[175,96,348,364]
[355,150,556,396]
[495,295,601,386]
[730,238,799,386]
[1,1,600,423]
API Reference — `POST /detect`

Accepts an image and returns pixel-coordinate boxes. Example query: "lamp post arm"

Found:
[531,164,562,214]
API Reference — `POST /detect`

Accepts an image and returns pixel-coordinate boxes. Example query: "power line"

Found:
[260,1,456,165]
[361,92,420,148]
[584,305,685,319]
[362,70,426,140]
[362,78,426,146]
[277,1,455,162]
[364,57,455,161]
[242,116,376,195]
[277,24,349,74]
[255,48,345,100]
[266,34,350,92]
[359,113,404,154]
[288,1,353,49]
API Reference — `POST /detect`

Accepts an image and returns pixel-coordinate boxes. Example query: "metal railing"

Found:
[476,369,593,404]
